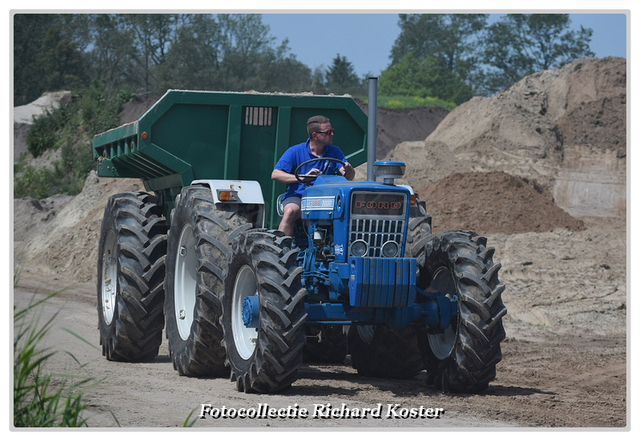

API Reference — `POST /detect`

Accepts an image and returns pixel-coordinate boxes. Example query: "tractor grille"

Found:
[348,218,405,257]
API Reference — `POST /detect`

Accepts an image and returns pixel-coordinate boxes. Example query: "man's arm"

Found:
[271,168,298,184]
[272,168,319,184]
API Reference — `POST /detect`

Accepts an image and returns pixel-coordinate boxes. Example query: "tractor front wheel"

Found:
[416,230,507,393]
[221,230,307,393]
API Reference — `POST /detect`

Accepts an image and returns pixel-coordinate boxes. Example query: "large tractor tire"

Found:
[406,199,432,255]
[97,191,167,362]
[348,325,423,379]
[416,230,507,393]
[221,230,307,393]
[303,325,348,364]
[164,185,251,377]
[406,198,433,279]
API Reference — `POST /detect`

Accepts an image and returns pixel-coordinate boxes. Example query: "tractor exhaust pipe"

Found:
[367,76,378,181]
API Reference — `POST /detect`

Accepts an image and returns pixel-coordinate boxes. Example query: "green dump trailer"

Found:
[92,89,368,228]
[93,89,370,370]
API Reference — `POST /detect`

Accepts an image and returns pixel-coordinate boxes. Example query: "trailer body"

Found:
[92,90,368,227]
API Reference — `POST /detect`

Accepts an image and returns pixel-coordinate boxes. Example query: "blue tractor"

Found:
[219,159,507,393]
[94,89,506,395]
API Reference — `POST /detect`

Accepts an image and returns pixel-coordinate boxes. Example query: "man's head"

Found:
[307,115,332,138]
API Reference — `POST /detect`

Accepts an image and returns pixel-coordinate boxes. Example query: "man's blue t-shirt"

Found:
[274,140,347,198]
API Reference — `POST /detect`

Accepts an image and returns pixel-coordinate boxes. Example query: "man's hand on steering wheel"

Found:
[294,157,347,184]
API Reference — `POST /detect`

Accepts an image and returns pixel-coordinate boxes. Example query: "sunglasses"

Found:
[315,129,334,136]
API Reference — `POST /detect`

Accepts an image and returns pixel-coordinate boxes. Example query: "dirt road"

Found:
[13,216,627,429]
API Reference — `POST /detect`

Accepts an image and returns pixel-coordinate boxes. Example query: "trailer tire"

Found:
[348,325,423,379]
[221,230,307,393]
[97,192,167,362]
[165,185,251,377]
[303,325,348,364]
[416,231,507,393]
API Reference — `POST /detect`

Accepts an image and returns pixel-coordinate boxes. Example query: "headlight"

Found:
[381,240,400,258]
[351,240,368,257]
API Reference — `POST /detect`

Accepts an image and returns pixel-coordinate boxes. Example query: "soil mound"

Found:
[353,98,449,159]
[417,171,585,235]
[389,57,626,218]
[13,91,72,162]
[14,172,143,282]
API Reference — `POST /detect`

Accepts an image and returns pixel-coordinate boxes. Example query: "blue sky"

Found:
[260,13,628,77]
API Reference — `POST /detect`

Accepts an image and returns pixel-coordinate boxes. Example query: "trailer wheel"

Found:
[348,325,423,378]
[165,185,251,376]
[416,231,507,393]
[221,230,307,393]
[303,325,348,364]
[97,192,167,361]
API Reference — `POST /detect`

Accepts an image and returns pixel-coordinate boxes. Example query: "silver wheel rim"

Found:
[174,224,197,340]
[101,230,118,325]
[427,267,457,360]
[232,265,258,360]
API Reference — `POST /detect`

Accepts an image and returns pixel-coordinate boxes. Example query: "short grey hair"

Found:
[307,115,330,137]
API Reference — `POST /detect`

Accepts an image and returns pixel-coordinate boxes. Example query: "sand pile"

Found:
[417,171,585,235]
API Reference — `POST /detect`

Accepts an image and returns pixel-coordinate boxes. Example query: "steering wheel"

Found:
[294,157,346,184]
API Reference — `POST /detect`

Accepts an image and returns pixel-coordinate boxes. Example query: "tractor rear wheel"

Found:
[97,192,167,361]
[221,230,307,393]
[164,185,251,377]
[416,230,507,393]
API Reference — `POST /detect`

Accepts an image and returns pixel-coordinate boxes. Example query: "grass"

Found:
[356,94,457,111]
[13,290,97,427]
[12,282,194,427]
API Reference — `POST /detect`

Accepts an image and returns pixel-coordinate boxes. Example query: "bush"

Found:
[25,108,63,158]
[15,82,133,199]
[357,94,457,111]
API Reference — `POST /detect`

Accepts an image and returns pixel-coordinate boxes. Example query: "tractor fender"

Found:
[191,179,266,227]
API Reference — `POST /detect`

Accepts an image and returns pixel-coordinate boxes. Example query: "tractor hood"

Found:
[300,175,412,222]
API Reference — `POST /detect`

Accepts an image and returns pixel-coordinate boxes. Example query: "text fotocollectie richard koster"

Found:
[199,403,445,420]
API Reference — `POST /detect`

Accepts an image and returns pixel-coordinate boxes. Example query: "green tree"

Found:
[13,14,89,104]
[379,51,473,105]
[160,14,224,90]
[482,14,595,93]
[391,14,488,77]
[87,14,137,91]
[259,40,313,92]
[162,14,313,93]
[38,23,88,92]
[126,14,178,94]
[325,54,362,94]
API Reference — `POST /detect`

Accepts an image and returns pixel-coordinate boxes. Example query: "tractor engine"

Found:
[297,162,418,323]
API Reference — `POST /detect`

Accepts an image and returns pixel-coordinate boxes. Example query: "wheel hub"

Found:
[427,267,457,360]
[232,265,259,360]
[242,295,260,328]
